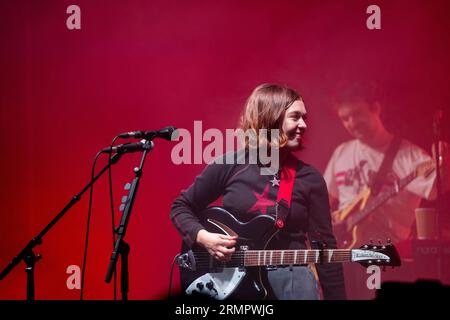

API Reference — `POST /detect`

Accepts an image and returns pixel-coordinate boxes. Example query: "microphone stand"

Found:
[0,153,123,300]
[104,140,154,300]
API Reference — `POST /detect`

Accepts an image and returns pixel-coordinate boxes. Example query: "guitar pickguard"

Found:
[185,268,246,300]
[335,188,371,223]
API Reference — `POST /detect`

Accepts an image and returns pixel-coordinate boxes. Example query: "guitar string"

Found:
[187,252,354,258]
[186,251,385,265]
[188,256,383,268]
[189,255,354,261]
[187,251,357,266]
[187,250,356,256]
[188,251,359,258]
[185,249,382,259]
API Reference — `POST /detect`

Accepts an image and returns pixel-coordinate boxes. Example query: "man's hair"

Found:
[239,83,302,150]
[332,80,383,111]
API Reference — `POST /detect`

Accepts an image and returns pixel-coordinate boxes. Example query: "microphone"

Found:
[101,140,154,154]
[118,126,178,141]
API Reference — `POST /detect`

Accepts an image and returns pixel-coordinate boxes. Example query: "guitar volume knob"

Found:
[196,282,204,291]
[206,280,214,291]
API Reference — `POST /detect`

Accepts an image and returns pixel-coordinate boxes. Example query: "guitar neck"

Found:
[243,249,352,267]
[351,171,417,226]
[183,245,399,270]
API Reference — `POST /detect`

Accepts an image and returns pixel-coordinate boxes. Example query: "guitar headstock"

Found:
[352,242,401,268]
[416,160,435,178]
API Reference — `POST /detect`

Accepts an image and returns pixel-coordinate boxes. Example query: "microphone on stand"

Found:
[118,126,178,141]
[101,140,154,154]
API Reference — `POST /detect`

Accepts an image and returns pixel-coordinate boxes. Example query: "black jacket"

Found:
[170,152,346,300]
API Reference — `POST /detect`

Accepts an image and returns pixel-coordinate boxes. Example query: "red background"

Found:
[1,0,449,299]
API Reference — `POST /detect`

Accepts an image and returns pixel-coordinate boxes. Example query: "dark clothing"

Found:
[170,152,346,300]
[267,266,320,300]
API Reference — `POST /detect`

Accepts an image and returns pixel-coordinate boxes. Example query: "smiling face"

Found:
[282,100,307,151]
[337,100,380,142]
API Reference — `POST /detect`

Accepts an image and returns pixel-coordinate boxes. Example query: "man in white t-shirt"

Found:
[324,81,449,299]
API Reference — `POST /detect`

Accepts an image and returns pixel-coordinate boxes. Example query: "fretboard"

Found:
[243,249,352,267]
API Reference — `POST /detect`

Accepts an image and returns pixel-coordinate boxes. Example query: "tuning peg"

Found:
[121,196,128,203]
[119,204,125,211]
[124,183,131,190]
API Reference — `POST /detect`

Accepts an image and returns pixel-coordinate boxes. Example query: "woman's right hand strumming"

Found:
[196,229,237,262]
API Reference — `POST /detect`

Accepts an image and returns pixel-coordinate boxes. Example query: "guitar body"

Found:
[180,207,278,300]
[332,188,371,249]
[178,207,402,299]
[333,188,371,224]
[333,188,394,249]
[334,213,394,249]
[332,160,434,249]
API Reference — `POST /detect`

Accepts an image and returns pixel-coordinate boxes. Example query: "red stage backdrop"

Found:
[1,0,449,299]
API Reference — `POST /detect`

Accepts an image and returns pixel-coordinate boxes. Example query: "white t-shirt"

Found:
[324,139,435,242]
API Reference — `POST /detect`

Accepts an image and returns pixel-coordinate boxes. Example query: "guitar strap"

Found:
[275,154,299,229]
[370,136,402,196]
[275,154,320,289]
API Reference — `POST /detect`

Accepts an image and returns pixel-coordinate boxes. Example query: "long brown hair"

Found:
[239,83,302,150]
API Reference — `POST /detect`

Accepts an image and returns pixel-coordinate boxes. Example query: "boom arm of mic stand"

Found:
[0,153,123,293]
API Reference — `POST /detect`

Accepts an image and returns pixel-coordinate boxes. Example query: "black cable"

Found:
[80,135,120,300]
[80,151,102,300]
[168,253,181,299]
[108,136,119,300]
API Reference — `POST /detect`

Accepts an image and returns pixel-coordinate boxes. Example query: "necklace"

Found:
[269,171,280,187]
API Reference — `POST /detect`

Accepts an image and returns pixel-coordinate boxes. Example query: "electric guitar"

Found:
[177,207,401,300]
[332,161,435,249]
